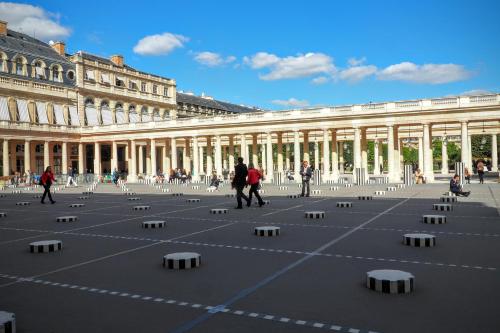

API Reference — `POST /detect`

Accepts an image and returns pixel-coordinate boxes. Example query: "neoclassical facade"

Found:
[1,21,499,183]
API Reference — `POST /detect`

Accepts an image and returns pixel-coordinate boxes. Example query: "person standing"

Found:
[40,166,56,204]
[231,157,250,209]
[464,167,471,184]
[24,169,31,186]
[247,163,264,207]
[112,168,119,186]
[66,167,78,187]
[300,160,312,197]
[477,160,485,184]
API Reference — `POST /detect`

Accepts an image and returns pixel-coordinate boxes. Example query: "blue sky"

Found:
[1,0,499,109]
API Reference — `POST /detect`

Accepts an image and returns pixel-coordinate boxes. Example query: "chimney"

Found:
[0,20,7,36]
[110,55,124,67]
[51,41,66,56]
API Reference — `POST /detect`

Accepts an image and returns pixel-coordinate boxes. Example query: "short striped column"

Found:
[422,215,447,224]
[254,226,280,237]
[433,204,452,211]
[142,221,166,228]
[366,269,414,294]
[56,216,78,222]
[30,240,62,253]
[304,211,325,219]
[163,252,201,269]
[440,196,457,203]
[403,233,436,247]
[336,202,352,208]
[210,208,228,214]
[133,205,151,211]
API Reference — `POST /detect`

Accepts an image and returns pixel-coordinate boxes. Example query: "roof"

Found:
[0,29,72,65]
[176,93,261,113]
[77,51,173,81]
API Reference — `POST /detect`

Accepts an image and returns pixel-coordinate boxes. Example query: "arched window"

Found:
[84,98,99,126]
[100,100,109,109]
[32,60,46,79]
[115,103,125,124]
[100,100,113,125]
[0,52,7,73]
[12,56,27,76]
[141,106,151,122]
[85,98,95,106]
[129,105,139,123]
[153,108,161,121]
[50,64,63,82]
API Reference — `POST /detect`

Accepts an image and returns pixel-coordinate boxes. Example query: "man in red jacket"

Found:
[247,163,264,207]
[40,166,56,204]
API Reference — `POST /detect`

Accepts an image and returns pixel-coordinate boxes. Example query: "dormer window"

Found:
[15,57,25,75]
[85,69,95,81]
[34,61,45,79]
[101,73,110,84]
[116,76,125,87]
[50,64,63,82]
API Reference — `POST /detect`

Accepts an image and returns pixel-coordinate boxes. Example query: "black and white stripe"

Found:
[192,185,200,190]
[336,202,352,208]
[210,208,228,214]
[433,203,453,211]
[440,196,457,203]
[305,211,325,219]
[32,195,41,199]
[69,203,85,208]
[403,233,436,247]
[78,196,90,200]
[82,191,93,195]
[254,226,280,237]
[142,221,166,229]
[12,190,21,194]
[387,186,397,191]
[0,311,15,333]
[16,202,30,206]
[0,212,6,218]
[56,216,78,222]
[187,199,201,203]
[278,186,288,191]
[254,200,270,206]
[133,205,151,211]
[344,183,353,188]
[422,215,447,224]
[162,188,171,193]
[311,189,322,195]
[374,190,386,195]
[366,269,414,294]
[163,252,201,269]
[225,194,235,198]
[125,192,136,196]
[329,186,339,191]
[171,193,183,196]
[288,194,300,199]
[358,196,373,200]
[30,240,62,253]
[127,197,141,201]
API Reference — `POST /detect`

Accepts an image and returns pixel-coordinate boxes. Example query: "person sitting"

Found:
[209,171,220,189]
[464,167,471,184]
[414,168,425,184]
[449,174,470,197]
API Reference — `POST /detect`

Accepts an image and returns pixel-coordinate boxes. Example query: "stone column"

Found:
[252,134,259,167]
[331,129,338,180]
[314,141,319,170]
[387,125,395,181]
[322,129,330,180]
[240,134,247,163]
[171,137,177,169]
[206,136,213,175]
[192,137,200,181]
[150,139,157,175]
[111,141,118,171]
[228,135,235,172]
[277,132,284,174]
[468,135,472,171]
[94,142,101,175]
[353,127,361,170]
[2,139,9,176]
[163,140,171,173]
[418,137,424,170]
[128,140,137,181]
[183,138,191,173]
[441,138,448,175]
[62,141,68,175]
[266,132,273,181]
[460,121,469,170]
[423,123,434,181]
[215,135,222,176]
[303,131,310,163]
[285,144,291,171]
[78,143,84,174]
[44,141,50,170]
[146,143,152,176]
[198,146,204,175]
[492,134,498,172]
[373,139,380,175]
[24,140,31,173]
[361,128,368,178]
[222,146,228,170]
[378,140,384,173]
[338,142,344,174]
[138,145,144,174]
[393,126,400,181]
[293,131,301,180]
[261,142,266,173]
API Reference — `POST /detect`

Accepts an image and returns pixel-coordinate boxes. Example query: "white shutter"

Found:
[86,70,95,80]
[85,105,99,126]
[101,73,110,84]
[53,104,66,125]
[142,113,152,122]
[153,112,161,121]
[129,112,139,123]
[35,66,44,77]
[116,110,125,124]
[16,99,30,122]
[101,108,113,125]
[35,102,49,124]
[69,106,80,126]
[0,96,10,121]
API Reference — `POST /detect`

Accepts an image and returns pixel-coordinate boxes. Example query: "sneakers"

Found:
[51,201,56,204]
[234,206,243,209]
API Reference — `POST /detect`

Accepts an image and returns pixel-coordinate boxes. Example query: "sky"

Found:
[1,0,499,110]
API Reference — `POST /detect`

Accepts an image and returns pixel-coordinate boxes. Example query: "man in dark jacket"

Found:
[300,160,312,197]
[450,174,470,197]
[232,157,250,209]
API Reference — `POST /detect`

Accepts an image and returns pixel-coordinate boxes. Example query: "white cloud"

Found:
[272,98,310,108]
[339,65,378,83]
[0,2,71,40]
[194,51,236,67]
[377,62,472,84]
[133,32,188,56]
[347,57,366,67]
[311,76,330,85]
[460,89,492,96]
[245,52,336,80]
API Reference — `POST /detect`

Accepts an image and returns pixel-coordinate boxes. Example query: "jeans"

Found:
[478,171,484,184]
[301,180,310,196]
[248,183,264,206]
[235,185,249,208]
[41,185,54,203]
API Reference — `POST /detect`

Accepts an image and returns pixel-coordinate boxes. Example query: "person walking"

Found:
[247,163,264,207]
[300,160,312,197]
[477,160,485,184]
[112,168,119,186]
[66,167,78,187]
[449,174,470,197]
[231,157,250,209]
[40,166,56,204]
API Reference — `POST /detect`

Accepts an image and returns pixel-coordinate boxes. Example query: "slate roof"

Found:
[176,93,260,113]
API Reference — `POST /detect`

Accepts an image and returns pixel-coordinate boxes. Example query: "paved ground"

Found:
[0,180,499,333]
